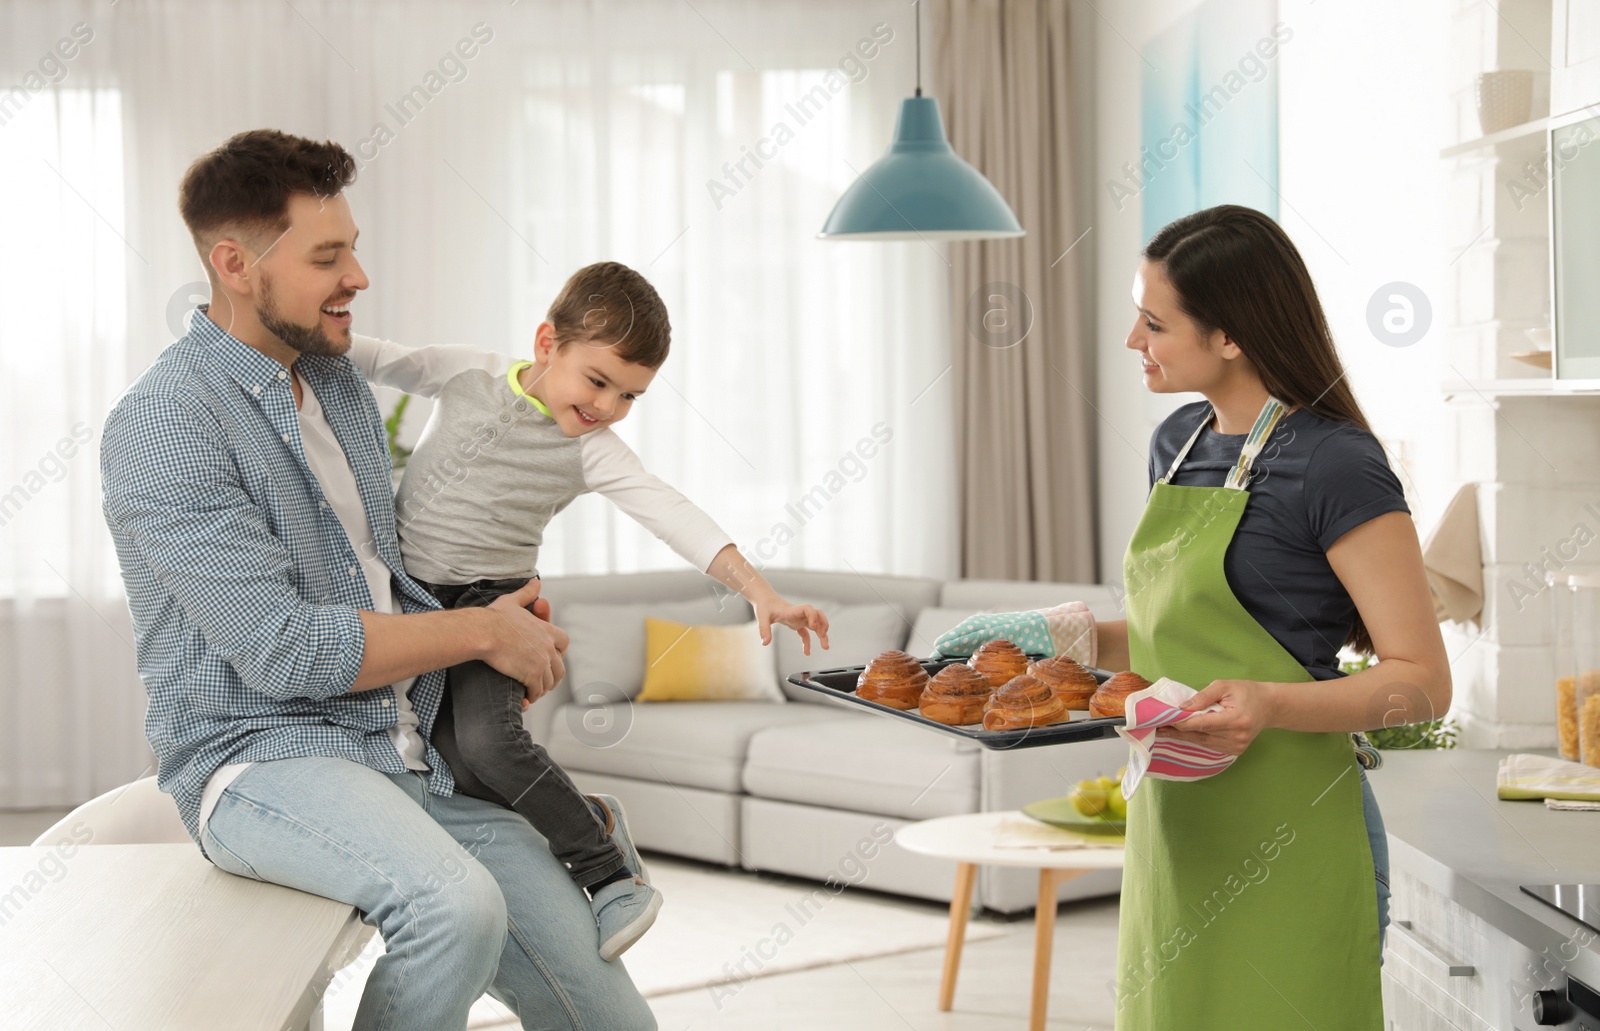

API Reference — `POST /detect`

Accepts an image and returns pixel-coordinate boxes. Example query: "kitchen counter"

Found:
[1369,748,1600,991]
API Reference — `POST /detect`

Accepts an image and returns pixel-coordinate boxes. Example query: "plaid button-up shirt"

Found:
[101,310,455,842]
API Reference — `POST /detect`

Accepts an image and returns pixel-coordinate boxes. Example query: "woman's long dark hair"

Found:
[1143,204,1378,656]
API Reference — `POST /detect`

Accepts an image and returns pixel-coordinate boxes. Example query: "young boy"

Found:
[350,262,829,961]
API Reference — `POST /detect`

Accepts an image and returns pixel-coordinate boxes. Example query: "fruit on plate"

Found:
[1068,778,1108,817]
[1068,775,1127,821]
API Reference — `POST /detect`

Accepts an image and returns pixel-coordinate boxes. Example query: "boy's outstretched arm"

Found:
[705,544,830,655]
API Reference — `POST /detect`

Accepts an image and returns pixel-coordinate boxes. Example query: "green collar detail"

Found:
[507,361,554,418]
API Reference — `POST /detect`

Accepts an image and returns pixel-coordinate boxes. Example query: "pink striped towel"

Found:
[1115,677,1236,799]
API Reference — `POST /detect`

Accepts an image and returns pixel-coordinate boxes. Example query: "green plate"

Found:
[1022,796,1126,835]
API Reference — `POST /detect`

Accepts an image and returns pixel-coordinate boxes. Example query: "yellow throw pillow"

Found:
[636,617,786,702]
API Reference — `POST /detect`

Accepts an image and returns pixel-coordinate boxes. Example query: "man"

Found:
[100,129,656,1030]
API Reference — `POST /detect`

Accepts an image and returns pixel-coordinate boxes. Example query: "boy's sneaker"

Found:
[593,877,663,961]
[587,793,649,884]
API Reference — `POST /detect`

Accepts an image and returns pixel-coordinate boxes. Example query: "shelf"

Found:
[1442,376,1600,399]
[1439,116,1552,158]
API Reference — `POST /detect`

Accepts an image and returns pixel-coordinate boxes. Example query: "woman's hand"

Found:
[756,595,831,655]
[1156,679,1281,756]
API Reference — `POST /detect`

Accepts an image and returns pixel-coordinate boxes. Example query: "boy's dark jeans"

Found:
[420,576,625,889]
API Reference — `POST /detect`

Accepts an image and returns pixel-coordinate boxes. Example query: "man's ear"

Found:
[208,238,256,297]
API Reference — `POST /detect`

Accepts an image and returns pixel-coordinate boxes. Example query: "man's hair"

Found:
[547,262,671,368]
[178,129,357,263]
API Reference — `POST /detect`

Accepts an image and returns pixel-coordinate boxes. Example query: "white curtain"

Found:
[0,0,957,807]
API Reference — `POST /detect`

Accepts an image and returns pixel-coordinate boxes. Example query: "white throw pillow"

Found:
[907,605,999,657]
[773,596,911,704]
[558,596,749,702]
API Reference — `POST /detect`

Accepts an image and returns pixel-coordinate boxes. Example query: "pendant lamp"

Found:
[818,1,1023,240]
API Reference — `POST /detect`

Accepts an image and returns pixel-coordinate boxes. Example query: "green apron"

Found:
[1114,398,1382,1029]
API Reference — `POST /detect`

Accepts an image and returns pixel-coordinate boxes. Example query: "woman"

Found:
[960,205,1449,1027]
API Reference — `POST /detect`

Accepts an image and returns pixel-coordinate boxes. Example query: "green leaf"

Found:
[384,394,414,467]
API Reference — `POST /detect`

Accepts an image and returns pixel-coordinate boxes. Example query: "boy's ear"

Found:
[533,321,558,362]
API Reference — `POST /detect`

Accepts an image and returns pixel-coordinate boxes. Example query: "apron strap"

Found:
[1160,396,1289,490]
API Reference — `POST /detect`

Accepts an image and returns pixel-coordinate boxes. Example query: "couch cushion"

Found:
[908,606,996,656]
[939,579,1123,621]
[760,570,941,613]
[637,618,785,702]
[546,701,851,792]
[774,596,910,703]
[560,597,749,704]
[742,713,982,819]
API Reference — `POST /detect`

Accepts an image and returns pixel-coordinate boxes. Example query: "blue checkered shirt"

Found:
[100,310,455,843]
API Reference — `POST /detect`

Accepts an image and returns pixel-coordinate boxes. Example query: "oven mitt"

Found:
[1115,677,1235,799]
[929,601,1096,667]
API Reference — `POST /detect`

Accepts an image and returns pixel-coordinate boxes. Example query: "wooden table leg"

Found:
[1031,868,1060,1031]
[938,862,977,1011]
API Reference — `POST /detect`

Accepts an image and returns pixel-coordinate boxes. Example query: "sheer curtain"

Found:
[0,0,956,806]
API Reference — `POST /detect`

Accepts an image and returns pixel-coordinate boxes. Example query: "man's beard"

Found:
[256,273,346,358]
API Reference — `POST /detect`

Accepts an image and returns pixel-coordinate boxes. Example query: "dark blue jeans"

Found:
[421,576,626,889]
[1359,768,1391,957]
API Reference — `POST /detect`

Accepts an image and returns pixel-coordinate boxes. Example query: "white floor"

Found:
[641,894,1119,1031]
[2,808,1121,1029]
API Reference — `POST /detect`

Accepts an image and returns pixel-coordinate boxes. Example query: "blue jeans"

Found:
[200,756,656,1031]
[1359,768,1391,956]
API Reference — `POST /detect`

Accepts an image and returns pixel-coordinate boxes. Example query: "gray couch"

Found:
[525,568,1127,914]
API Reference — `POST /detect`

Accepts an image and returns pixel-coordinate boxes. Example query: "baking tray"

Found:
[786,657,1124,750]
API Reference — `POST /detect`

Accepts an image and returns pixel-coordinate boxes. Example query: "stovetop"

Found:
[1522,883,1600,935]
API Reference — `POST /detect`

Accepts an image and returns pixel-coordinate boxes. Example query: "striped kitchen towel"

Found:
[1115,677,1237,798]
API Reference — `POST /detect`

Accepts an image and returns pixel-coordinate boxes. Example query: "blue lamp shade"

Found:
[819,96,1024,240]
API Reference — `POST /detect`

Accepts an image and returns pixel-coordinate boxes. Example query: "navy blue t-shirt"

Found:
[1144,401,1409,681]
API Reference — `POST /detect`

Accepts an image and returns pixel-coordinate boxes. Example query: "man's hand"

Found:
[754,594,830,655]
[481,578,569,707]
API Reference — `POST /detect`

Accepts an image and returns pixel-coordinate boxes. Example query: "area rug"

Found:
[321,855,1003,1028]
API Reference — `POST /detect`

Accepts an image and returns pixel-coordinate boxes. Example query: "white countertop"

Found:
[0,843,365,1030]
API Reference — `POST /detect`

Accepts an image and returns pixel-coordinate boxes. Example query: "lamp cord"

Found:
[914,0,922,97]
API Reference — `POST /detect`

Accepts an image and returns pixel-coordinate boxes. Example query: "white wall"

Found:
[1092,0,1207,587]
[1091,0,1454,588]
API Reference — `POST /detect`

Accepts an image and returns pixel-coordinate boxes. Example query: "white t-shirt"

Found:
[197,369,428,834]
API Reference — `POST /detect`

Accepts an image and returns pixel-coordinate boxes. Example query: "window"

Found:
[0,88,126,598]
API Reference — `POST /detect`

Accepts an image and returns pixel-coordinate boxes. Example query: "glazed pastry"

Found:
[1089,670,1152,718]
[919,663,994,726]
[1029,655,1099,710]
[856,650,930,710]
[968,638,1030,689]
[982,674,1069,731]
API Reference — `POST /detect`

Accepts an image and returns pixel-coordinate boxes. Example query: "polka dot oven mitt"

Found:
[929,601,1096,667]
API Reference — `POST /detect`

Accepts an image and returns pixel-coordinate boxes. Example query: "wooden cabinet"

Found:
[1553,0,1600,117]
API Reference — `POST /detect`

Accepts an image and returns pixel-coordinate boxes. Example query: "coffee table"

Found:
[895,810,1125,1031]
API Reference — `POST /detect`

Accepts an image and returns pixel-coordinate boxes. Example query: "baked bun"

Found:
[856,650,929,710]
[982,674,1069,731]
[918,663,994,726]
[1028,655,1099,710]
[968,638,1030,689]
[1089,670,1151,718]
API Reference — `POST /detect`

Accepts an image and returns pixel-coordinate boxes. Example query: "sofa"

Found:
[526,568,1128,914]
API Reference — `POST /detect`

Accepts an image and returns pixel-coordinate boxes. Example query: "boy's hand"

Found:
[755,596,830,656]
